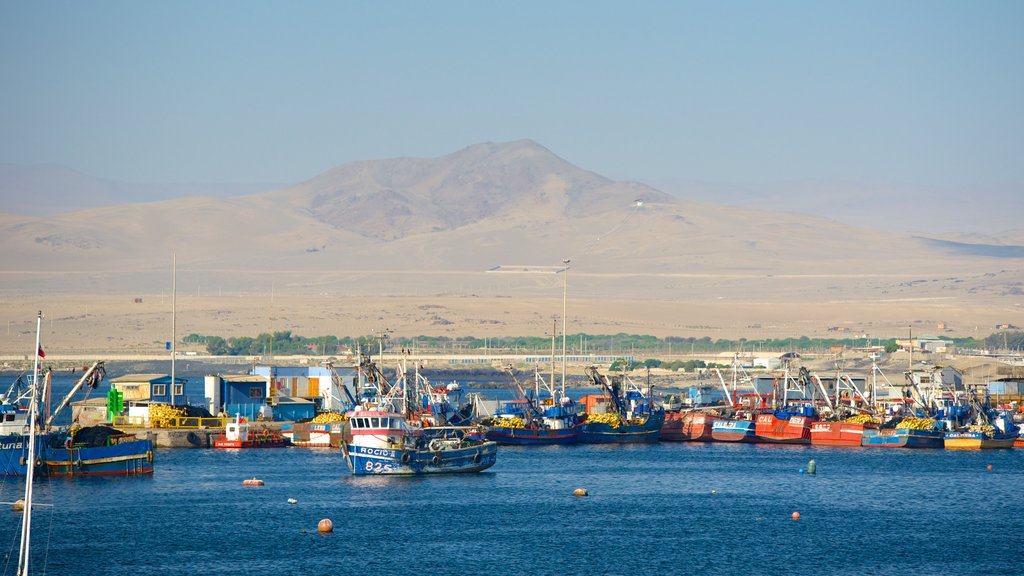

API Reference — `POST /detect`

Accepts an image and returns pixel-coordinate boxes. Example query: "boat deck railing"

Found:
[111,415,230,429]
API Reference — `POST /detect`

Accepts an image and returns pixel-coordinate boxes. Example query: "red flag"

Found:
[37,345,45,358]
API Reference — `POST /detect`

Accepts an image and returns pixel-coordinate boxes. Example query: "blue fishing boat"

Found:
[861,425,945,448]
[341,347,497,475]
[483,367,582,445]
[710,416,758,442]
[343,408,496,475]
[0,382,46,476]
[44,428,154,476]
[578,366,663,443]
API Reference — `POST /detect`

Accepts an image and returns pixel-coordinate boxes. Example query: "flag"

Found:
[37,345,45,358]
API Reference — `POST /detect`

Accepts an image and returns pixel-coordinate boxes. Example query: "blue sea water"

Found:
[2,441,1023,575]
[3,375,1023,575]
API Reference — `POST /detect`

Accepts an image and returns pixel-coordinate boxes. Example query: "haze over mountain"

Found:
[1,140,1022,350]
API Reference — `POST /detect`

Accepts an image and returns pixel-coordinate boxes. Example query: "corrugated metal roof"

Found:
[221,375,267,383]
[110,374,167,383]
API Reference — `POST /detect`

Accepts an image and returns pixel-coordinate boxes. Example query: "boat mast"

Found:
[18,311,42,576]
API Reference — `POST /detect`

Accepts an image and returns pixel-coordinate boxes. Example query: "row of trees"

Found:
[182,330,1023,357]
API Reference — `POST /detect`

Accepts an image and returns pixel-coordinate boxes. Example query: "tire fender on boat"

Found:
[146,450,153,463]
[431,454,441,466]
[473,450,482,464]
[401,451,411,464]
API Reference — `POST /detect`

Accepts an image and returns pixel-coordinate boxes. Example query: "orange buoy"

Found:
[318,518,334,533]
[987,464,993,471]
[242,476,264,486]
[12,499,25,511]
[572,488,588,497]
[791,511,801,520]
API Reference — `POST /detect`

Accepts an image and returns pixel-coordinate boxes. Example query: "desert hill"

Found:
[0,140,1021,351]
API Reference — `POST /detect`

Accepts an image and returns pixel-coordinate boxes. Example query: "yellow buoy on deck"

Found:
[572,488,588,497]
[318,518,334,533]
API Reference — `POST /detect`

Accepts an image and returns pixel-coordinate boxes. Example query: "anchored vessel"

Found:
[579,366,663,443]
[341,348,497,475]
[483,367,582,445]
[214,415,288,448]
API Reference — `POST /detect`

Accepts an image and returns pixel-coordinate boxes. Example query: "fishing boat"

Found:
[578,366,664,443]
[41,360,155,476]
[343,407,496,475]
[945,398,1019,450]
[662,411,719,442]
[341,346,497,475]
[662,360,743,442]
[754,364,834,444]
[214,415,288,448]
[710,415,757,442]
[482,367,582,445]
[45,425,155,476]
[754,409,816,444]
[0,379,45,477]
[810,358,890,447]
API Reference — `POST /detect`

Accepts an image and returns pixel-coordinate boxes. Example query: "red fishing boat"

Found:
[754,411,816,444]
[809,418,878,446]
[661,411,717,441]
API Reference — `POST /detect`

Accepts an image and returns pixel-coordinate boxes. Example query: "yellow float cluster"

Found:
[844,414,879,424]
[895,417,934,431]
[149,403,185,428]
[966,423,995,437]
[490,416,524,429]
[311,412,346,424]
[585,412,621,428]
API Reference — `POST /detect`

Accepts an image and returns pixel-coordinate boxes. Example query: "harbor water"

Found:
[2,440,1023,575]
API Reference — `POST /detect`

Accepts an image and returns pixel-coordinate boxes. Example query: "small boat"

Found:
[214,415,288,448]
[578,366,663,443]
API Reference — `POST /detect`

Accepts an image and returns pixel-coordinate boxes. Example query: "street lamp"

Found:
[561,258,570,395]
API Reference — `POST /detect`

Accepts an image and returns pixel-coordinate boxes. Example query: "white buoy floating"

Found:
[287,498,298,505]
[807,459,817,476]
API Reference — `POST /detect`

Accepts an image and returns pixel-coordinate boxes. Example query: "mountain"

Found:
[0,163,277,216]
[0,140,1021,298]
[259,140,676,241]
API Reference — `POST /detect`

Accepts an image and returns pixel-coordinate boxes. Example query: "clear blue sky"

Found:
[1,1,1021,190]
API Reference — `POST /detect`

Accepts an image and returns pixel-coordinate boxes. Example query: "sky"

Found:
[1,1,1022,197]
